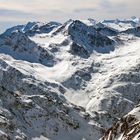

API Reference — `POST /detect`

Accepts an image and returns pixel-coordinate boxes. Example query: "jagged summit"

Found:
[67,20,115,53]
[0,31,55,66]
[2,17,139,36]
[2,21,61,36]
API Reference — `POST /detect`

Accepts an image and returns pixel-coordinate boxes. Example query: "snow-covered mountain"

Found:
[3,21,61,36]
[0,17,140,140]
[102,17,140,32]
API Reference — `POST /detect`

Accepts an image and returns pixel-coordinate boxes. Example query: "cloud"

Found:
[0,0,139,17]
[0,0,140,32]
[74,8,97,13]
[0,0,98,12]
[99,0,128,13]
[0,0,139,15]
[0,9,31,17]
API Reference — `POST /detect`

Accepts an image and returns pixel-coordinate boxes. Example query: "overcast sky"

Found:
[0,0,140,32]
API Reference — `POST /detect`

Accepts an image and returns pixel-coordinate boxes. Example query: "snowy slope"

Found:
[102,17,140,32]
[0,18,140,140]
[0,31,55,66]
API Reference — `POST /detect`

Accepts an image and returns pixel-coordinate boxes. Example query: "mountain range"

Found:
[0,17,140,140]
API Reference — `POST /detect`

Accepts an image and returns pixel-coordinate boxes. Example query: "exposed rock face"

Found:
[69,42,90,58]
[101,105,140,140]
[0,31,55,66]
[68,20,115,52]
[122,26,140,37]
[2,21,61,36]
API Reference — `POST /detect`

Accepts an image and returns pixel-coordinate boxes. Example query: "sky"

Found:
[0,0,140,32]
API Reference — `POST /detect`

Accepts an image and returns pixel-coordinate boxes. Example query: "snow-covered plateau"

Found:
[0,17,140,140]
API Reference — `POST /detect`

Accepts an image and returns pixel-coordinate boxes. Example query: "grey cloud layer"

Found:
[0,0,140,32]
[0,9,31,17]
